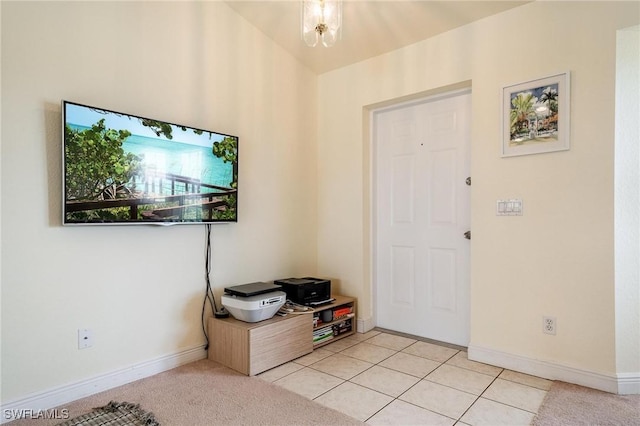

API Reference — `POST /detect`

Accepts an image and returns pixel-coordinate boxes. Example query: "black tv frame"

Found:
[62,100,238,226]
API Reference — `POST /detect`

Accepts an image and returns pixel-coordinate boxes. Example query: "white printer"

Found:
[221,282,285,323]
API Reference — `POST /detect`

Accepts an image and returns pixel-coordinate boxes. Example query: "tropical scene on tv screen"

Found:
[64,102,238,223]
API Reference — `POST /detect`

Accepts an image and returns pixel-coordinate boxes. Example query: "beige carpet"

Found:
[7,359,363,426]
[532,381,640,426]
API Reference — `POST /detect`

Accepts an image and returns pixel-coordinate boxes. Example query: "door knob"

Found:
[466,177,471,186]
[464,231,471,240]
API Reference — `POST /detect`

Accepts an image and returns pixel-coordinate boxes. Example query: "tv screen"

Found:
[62,101,238,225]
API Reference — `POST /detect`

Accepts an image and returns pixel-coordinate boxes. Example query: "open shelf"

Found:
[312,295,356,348]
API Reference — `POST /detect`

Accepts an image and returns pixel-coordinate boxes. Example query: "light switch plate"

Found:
[497,199,523,216]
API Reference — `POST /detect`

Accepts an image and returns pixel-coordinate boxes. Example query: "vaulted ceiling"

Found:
[225,1,531,74]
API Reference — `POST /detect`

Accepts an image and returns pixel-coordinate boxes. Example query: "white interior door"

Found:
[373,90,471,346]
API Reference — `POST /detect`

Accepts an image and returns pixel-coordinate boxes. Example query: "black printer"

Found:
[274,277,332,306]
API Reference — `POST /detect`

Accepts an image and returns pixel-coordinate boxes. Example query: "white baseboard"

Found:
[1,345,207,424]
[356,316,375,333]
[617,372,640,395]
[468,344,639,395]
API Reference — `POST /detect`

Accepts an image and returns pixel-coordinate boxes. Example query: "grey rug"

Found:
[9,360,362,426]
[57,401,159,426]
[532,381,640,426]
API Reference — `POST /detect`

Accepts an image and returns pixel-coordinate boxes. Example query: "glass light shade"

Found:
[301,0,342,47]
[321,28,339,47]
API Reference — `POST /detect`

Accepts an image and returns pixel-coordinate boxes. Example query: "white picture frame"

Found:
[502,71,570,157]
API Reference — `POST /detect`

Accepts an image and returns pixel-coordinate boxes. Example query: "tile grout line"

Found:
[454,369,505,423]
[327,337,454,423]
[476,380,548,415]
[313,336,465,422]
[306,337,398,406]
[361,344,452,423]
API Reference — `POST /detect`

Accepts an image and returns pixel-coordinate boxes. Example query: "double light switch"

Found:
[497,199,523,216]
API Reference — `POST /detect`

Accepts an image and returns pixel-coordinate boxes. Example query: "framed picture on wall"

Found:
[502,71,570,157]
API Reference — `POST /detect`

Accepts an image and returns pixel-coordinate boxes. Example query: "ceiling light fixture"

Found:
[301,0,342,47]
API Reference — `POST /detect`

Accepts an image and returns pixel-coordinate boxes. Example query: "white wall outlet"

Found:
[78,328,93,349]
[542,316,556,335]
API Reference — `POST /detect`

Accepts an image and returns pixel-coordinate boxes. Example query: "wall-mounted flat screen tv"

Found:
[62,101,238,225]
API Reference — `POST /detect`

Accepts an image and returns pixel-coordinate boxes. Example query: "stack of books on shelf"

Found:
[313,325,334,345]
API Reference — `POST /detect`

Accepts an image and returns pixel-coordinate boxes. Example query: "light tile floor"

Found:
[257,329,552,425]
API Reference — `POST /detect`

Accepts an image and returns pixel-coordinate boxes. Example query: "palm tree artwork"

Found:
[508,83,560,146]
[510,92,537,141]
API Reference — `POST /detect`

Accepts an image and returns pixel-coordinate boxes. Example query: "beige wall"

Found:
[2,0,638,405]
[1,1,318,402]
[317,1,639,380]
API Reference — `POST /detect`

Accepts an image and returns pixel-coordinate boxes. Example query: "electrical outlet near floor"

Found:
[543,316,556,335]
[78,328,93,349]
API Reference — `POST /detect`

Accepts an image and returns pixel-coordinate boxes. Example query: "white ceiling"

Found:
[225,1,531,74]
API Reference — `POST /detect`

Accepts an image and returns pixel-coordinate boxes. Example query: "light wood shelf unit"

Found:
[207,294,356,375]
[311,295,356,348]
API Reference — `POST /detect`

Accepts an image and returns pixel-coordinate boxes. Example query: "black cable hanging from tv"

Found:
[201,224,217,350]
